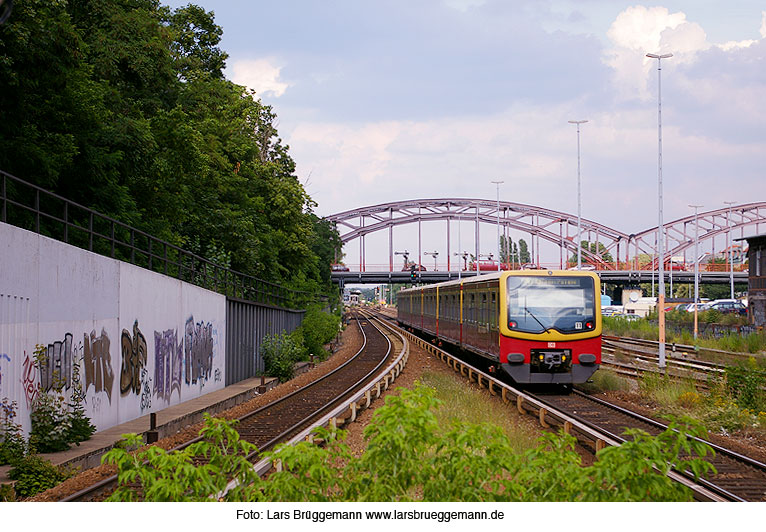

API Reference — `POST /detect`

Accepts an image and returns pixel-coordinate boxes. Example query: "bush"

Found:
[300,305,341,360]
[104,383,716,502]
[8,454,69,499]
[102,414,260,502]
[0,483,16,501]
[725,359,766,412]
[0,399,26,466]
[29,391,72,454]
[578,369,631,394]
[261,332,304,382]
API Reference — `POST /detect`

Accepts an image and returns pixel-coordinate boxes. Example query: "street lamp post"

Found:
[491,181,504,271]
[690,204,703,341]
[647,52,672,370]
[724,201,736,299]
[425,251,439,271]
[568,120,588,270]
[394,250,409,271]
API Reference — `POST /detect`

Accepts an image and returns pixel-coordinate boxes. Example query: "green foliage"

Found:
[102,414,260,501]
[67,360,96,444]
[300,305,341,359]
[0,0,341,298]
[568,240,614,265]
[28,344,96,452]
[0,483,16,502]
[578,368,632,394]
[103,384,716,502]
[0,398,26,466]
[261,332,304,382]
[29,391,72,454]
[724,358,766,412]
[7,454,69,499]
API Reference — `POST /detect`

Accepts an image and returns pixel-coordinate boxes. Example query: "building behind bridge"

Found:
[738,234,766,327]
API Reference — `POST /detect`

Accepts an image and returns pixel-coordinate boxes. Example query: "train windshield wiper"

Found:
[523,300,547,331]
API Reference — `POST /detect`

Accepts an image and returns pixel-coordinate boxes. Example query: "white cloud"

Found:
[761,11,766,38]
[604,6,709,100]
[229,59,290,98]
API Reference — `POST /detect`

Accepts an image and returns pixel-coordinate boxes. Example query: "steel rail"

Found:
[220,311,410,495]
[378,312,729,501]
[63,311,410,501]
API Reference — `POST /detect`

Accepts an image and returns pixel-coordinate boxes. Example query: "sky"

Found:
[163,1,766,269]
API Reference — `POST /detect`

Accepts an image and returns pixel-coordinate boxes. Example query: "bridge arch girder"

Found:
[326,198,630,268]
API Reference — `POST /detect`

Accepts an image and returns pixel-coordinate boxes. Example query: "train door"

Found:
[489,287,499,357]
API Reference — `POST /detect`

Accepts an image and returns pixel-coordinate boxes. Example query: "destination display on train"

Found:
[517,277,581,287]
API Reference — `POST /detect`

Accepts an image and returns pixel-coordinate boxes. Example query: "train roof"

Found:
[398,269,599,293]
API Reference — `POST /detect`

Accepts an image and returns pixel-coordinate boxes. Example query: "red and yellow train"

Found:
[397,270,601,384]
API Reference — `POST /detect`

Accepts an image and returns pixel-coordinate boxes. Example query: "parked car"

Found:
[614,313,642,321]
[705,300,747,316]
[331,263,349,272]
[402,263,427,271]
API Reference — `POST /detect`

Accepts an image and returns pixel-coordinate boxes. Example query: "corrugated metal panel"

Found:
[225,298,305,386]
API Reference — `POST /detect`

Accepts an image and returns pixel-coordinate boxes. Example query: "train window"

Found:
[491,291,497,328]
[506,275,596,333]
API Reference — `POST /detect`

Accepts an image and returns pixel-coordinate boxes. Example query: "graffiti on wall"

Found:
[184,316,214,388]
[39,333,74,393]
[21,352,37,408]
[154,329,183,403]
[0,353,10,392]
[140,367,152,411]
[83,329,114,402]
[120,320,147,396]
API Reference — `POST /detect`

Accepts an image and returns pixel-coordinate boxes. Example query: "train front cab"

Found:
[497,271,601,385]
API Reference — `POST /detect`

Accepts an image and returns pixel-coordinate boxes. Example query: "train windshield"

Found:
[506,276,596,334]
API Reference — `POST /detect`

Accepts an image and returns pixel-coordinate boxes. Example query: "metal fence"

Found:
[1,170,315,309]
[225,298,305,385]
[654,321,761,339]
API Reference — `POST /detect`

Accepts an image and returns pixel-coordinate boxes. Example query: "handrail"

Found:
[1,169,318,309]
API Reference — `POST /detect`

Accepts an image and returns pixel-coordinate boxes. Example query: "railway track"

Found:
[602,336,725,383]
[539,391,766,501]
[372,310,766,501]
[62,310,407,501]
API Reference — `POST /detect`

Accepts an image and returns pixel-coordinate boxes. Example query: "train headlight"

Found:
[562,355,566,362]
[509,321,517,328]
[586,321,594,329]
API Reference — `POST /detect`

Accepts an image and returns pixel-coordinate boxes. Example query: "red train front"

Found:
[396,270,601,384]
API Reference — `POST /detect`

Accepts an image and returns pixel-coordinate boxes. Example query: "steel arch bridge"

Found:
[325,199,766,272]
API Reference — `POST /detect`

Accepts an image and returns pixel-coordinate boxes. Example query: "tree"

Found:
[568,240,614,266]
[0,0,341,298]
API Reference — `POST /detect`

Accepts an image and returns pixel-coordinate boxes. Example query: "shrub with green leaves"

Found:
[105,382,718,502]
[0,398,26,465]
[299,305,341,360]
[102,414,260,502]
[261,332,305,382]
[29,391,72,454]
[8,454,69,499]
[725,358,766,412]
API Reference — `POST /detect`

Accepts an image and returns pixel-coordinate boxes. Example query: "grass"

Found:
[633,369,766,435]
[577,368,632,394]
[603,315,766,355]
[418,371,539,453]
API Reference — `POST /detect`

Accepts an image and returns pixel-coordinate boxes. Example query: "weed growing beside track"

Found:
[101,383,713,502]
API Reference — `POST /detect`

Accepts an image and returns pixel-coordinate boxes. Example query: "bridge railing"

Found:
[340,261,748,273]
[1,170,316,309]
